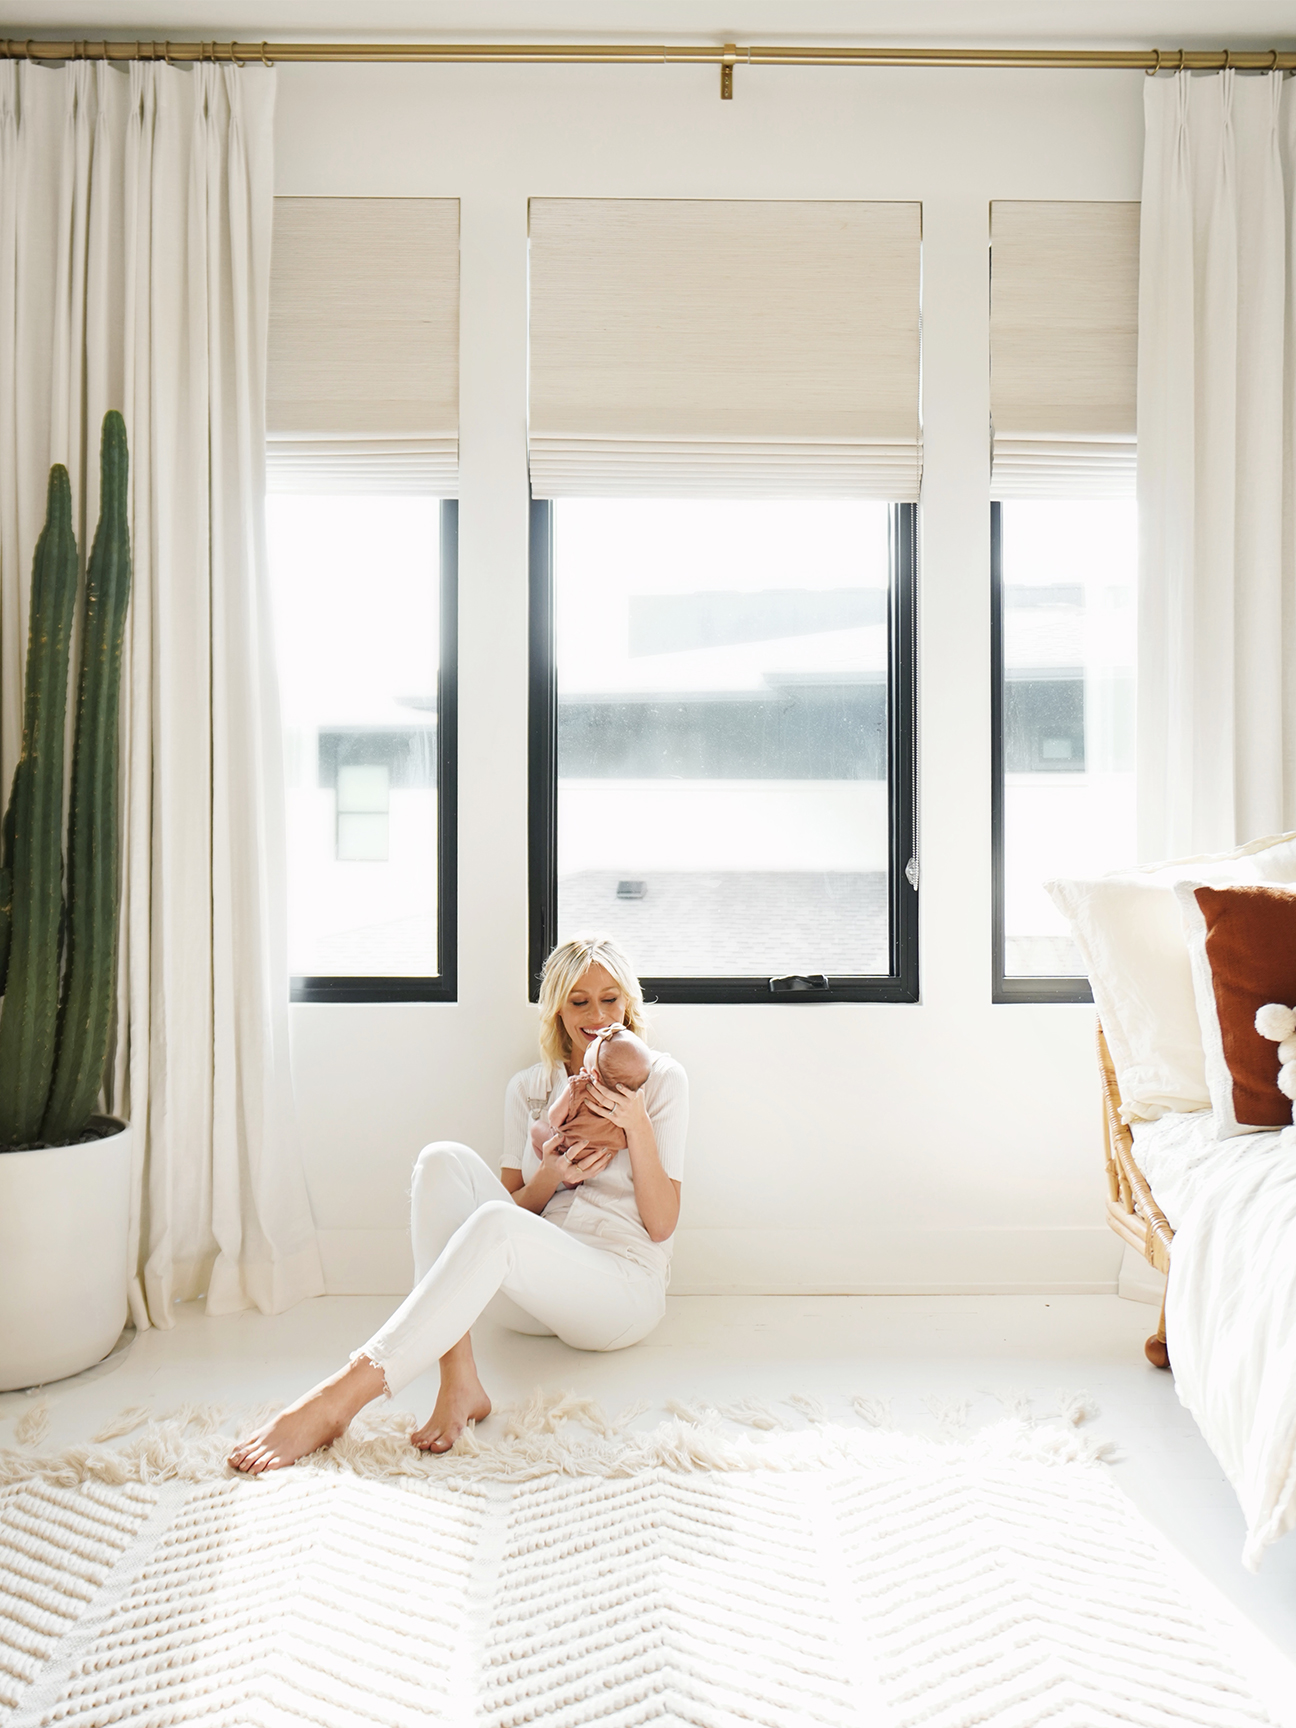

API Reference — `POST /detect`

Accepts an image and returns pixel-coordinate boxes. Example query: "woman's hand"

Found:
[585,1078,680,1243]
[539,1131,615,1186]
[583,1076,652,1138]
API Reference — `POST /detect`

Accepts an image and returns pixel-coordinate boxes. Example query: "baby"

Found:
[548,1024,652,1158]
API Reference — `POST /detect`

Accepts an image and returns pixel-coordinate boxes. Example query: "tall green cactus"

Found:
[42,413,132,1143]
[0,413,132,1150]
[0,467,79,1147]
[0,778,14,996]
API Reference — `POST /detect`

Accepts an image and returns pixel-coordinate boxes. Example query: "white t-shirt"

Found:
[500,1051,689,1279]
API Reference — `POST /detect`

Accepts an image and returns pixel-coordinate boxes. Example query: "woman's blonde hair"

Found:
[538,934,647,1074]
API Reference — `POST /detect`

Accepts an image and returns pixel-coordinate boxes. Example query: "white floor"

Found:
[4,1292,1296,1711]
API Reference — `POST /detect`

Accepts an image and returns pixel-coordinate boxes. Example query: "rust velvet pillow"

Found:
[1174,881,1296,1136]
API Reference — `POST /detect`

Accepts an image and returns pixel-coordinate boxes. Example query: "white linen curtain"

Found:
[1137,70,1296,860]
[0,59,323,1327]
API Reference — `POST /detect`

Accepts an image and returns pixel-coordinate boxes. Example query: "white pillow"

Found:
[1047,832,1296,1123]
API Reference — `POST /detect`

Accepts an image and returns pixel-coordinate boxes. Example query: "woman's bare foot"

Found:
[411,1377,491,1452]
[411,1339,491,1453]
[228,1356,388,1475]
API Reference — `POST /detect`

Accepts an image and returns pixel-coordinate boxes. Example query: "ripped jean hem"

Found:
[350,1347,393,1400]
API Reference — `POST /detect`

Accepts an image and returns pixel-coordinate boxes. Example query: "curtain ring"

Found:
[1269,48,1280,71]
[163,41,172,66]
[1147,47,1161,76]
[260,40,273,67]
[232,41,245,68]
[25,40,35,64]
[101,40,109,62]
[1223,48,1233,71]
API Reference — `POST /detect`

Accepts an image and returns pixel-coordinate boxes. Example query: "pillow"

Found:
[1174,881,1296,1137]
[1047,831,1296,1123]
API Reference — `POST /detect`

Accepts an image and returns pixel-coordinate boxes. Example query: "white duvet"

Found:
[1133,1111,1296,1569]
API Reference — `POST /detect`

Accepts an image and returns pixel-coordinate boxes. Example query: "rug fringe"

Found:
[0,1389,1116,1489]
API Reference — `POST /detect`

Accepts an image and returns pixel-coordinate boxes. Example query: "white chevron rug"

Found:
[0,1398,1277,1728]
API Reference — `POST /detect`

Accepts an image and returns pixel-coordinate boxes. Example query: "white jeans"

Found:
[358,1142,666,1396]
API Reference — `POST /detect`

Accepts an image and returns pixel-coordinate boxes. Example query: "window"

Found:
[530,497,917,1003]
[268,494,457,1002]
[991,499,1136,1001]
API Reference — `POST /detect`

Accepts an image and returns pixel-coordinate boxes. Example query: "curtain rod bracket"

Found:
[721,42,737,99]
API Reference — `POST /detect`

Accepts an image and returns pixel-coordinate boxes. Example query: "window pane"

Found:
[553,498,892,978]
[267,494,441,978]
[999,499,1137,977]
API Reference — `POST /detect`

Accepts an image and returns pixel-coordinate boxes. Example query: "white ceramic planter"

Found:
[0,1120,133,1391]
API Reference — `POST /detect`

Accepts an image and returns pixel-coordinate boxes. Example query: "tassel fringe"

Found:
[0,1388,1114,1489]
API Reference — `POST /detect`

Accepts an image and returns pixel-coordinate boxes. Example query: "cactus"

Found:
[42,413,131,1143]
[0,413,132,1149]
[0,779,14,996]
[0,467,79,1146]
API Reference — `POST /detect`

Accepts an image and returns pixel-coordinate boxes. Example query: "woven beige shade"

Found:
[990,201,1139,498]
[268,197,459,490]
[528,198,921,499]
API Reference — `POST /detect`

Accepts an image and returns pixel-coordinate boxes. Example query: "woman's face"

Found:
[559,964,628,1069]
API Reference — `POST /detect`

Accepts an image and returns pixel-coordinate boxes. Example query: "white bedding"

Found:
[1133,1111,1296,1568]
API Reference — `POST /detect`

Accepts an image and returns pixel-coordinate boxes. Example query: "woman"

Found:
[229,935,687,1472]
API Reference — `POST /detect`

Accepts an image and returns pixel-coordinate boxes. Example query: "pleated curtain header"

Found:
[528,198,922,499]
[267,197,460,494]
[990,200,1139,498]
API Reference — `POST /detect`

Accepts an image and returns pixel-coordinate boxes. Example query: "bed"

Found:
[1098,1024,1174,1369]
[1099,1022,1296,1570]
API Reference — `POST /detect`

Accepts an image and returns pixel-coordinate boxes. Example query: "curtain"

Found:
[0,59,324,1327]
[1137,70,1296,860]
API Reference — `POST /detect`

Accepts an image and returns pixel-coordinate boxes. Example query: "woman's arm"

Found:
[503,1133,616,1214]
[584,1078,681,1243]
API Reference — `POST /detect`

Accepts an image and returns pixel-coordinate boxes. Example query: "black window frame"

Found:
[528,496,918,1005]
[991,499,1092,1006]
[290,498,458,1005]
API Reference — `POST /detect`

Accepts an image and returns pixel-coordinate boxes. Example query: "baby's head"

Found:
[587,1025,651,1093]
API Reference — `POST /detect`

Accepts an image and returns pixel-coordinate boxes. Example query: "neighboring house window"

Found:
[529,497,917,1004]
[991,499,1136,1000]
[267,490,458,1003]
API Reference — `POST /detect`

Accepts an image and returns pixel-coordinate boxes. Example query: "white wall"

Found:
[277,58,1143,1296]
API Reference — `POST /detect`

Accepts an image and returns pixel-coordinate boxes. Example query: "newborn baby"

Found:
[548,1025,651,1156]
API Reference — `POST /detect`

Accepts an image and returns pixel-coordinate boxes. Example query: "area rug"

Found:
[0,1396,1275,1728]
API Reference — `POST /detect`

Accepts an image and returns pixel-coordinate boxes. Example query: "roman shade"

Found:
[990,201,1139,498]
[267,197,459,493]
[528,198,922,499]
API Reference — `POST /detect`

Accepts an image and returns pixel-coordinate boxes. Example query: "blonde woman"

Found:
[230,936,688,1472]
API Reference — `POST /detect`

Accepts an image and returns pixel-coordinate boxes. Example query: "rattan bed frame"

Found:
[1097,1024,1174,1369]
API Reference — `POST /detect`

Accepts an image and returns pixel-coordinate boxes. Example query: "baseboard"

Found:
[1117,1242,1167,1307]
[667,1226,1121,1295]
[316,1224,1122,1298]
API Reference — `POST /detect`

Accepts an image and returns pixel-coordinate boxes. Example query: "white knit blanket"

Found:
[0,1400,1276,1727]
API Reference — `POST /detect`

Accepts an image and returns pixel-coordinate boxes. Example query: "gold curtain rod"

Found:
[2,38,1293,99]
